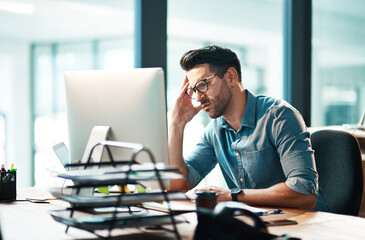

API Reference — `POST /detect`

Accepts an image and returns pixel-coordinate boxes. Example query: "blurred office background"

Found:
[0,0,364,188]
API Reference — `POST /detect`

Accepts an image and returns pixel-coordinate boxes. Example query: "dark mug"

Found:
[195,191,218,210]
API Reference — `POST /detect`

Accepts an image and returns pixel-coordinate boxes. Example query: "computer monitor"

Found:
[64,67,169,167]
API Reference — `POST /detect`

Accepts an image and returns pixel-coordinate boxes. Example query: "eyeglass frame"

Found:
[185,73,217,99]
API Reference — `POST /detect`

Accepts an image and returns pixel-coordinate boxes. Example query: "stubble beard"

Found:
[206,81,232,119]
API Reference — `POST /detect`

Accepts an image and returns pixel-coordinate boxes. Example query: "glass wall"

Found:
[0,0,134,187]
[167,0,284,188]
[312,0,365,127]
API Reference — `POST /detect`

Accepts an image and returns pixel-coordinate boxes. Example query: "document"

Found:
[142,200,196,213]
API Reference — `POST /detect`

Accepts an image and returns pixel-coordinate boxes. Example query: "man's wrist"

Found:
[230,187,243,202]
[170,121,187,133]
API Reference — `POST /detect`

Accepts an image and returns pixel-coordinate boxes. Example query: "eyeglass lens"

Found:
[187,80,208,99]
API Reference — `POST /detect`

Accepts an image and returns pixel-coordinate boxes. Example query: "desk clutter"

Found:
[49,140,189,239]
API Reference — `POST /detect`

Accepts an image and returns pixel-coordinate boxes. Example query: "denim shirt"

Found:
[185,90,328,211]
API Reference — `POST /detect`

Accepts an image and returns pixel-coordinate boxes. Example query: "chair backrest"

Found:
[311,129,363,216]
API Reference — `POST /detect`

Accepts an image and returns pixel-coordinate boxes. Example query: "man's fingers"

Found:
[179,82,189,96]
[180,75,189,89]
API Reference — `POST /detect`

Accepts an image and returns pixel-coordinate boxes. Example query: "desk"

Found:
[2,188,365,239]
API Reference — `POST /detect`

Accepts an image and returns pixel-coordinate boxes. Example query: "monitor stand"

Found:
[72,125,111,196]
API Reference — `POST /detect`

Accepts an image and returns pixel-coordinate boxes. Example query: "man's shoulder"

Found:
[255,94,296,114]
[255,94,285,113]
[252,94,303,126]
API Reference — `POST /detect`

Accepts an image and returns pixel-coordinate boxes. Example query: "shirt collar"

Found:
[220,89,256,131]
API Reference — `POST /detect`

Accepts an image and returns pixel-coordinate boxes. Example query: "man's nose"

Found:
[196,91,205,102]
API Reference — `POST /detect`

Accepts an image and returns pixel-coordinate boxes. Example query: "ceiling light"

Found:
[0,1,35,15]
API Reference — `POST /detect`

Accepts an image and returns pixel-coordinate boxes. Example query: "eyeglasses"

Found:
[185,74,217,99]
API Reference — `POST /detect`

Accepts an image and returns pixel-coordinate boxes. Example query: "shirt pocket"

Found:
[245,146,283,188]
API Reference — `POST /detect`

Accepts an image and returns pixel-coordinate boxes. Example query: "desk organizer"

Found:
[0,170,16,201]
[49,140,188,240]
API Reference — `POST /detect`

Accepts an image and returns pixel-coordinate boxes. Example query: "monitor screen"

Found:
[64,68,169,167]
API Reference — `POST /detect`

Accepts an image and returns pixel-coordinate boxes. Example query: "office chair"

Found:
[311,129,363,216]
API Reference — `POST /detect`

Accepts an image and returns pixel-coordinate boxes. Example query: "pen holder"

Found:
[0,171,16,201]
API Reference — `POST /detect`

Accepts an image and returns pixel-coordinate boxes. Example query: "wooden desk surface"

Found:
[2,188,365,240]
[262,209,365,240]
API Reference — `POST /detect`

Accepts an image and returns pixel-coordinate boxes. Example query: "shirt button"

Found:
[240,178,243,182]
[236,152,240,157]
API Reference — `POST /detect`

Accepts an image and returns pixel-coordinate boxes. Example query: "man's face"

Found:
[187,64,232,118]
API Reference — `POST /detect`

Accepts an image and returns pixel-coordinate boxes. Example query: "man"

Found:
[169,45,328,210]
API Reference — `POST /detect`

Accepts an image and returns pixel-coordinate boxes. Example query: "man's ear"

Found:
[226,67,239,87]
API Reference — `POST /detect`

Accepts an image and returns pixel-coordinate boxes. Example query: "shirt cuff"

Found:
[285,176,318,196]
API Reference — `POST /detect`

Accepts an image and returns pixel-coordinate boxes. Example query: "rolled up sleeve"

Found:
[185,127,218,189]
[281,150,319,196]
[186,162,204,189]
[271,105,319,196]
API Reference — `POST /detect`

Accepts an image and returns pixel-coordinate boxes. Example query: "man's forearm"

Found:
[168,123,190,191]
[195,182,316,209]
[238,182,317,209]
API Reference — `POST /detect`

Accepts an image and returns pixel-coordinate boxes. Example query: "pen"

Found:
[257,209,283,215]
[1,164,5,182]
[263,209,283,215]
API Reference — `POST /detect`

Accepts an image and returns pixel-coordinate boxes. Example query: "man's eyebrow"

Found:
[197,75,211,82]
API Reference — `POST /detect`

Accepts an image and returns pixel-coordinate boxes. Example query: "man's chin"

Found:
[207,111,220,119]
[202,106,220,118]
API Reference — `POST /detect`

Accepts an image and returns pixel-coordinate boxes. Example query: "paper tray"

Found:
[61,163,179,176]
[50,210,188,231]
[60,191,189,208]
[58,171,184,186]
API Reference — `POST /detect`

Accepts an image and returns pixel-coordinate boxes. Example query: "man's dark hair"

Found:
[180,45,242,82]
